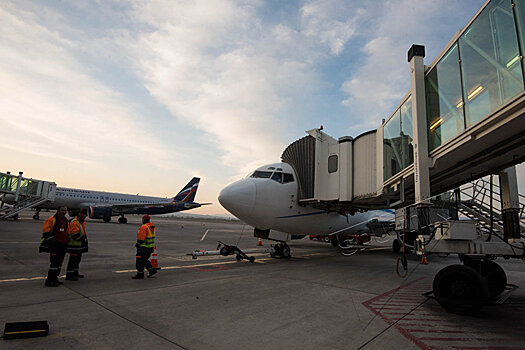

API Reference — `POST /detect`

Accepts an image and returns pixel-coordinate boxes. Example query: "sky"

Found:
[1,0,521,216]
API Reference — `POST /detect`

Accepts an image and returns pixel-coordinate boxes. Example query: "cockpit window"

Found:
[271,172,283,183]
[250,171,272,179]
[283,173,294,183]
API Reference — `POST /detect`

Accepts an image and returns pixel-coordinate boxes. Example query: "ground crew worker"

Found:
[132,214,157,279]
[65,208,88,281]
[41,206,69,287]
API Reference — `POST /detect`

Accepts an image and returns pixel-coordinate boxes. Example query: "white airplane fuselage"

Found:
[219,163,389,237]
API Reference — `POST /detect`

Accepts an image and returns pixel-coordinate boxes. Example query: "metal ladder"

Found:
[457,177,525,237]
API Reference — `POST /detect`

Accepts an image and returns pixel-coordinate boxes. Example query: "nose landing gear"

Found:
[271,243,291,259]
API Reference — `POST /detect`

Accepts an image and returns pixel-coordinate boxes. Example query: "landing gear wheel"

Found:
[273,244,282,257]
[392,239,401,253]
[481,260,507,298]
[118,217,128,224]
[433,264,489,314]
[103,216,111,223]
[281,244,291,259]
[235,254,242,261]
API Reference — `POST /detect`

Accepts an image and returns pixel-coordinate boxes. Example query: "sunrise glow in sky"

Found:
[3,0,521,216]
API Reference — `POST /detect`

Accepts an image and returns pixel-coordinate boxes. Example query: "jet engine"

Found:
[89,206,113,222]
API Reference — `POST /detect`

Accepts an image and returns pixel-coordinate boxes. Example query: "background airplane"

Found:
[5,177,209,223]
[218,163,394,257]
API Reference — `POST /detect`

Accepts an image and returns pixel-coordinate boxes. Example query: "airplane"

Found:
[218,162,395,258]
[5,177,209,223]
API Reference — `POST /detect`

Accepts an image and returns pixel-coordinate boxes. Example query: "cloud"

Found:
[340,0,483,133]
[119,0,361,179]
[0,3,178,171]
[300,0,359,55]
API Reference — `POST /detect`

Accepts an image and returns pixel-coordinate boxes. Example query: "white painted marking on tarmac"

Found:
[200,229,209,241]
[114,258,272,273]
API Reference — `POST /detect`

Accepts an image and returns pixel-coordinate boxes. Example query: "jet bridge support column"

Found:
[409,44,431,235]
[14,171,23,203]
[499,166,521,242]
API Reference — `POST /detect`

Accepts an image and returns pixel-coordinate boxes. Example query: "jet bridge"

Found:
[0,171,56,220]
[282,0,525,313]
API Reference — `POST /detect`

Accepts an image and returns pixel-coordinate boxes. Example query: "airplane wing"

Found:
[106,201,212,212]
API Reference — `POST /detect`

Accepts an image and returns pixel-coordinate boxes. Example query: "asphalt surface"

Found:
[1,213,525,349]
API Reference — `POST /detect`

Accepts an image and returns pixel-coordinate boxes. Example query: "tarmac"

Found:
[1,213,525,349]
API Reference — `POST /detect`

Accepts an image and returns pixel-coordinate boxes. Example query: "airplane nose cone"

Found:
[218,179,256,219]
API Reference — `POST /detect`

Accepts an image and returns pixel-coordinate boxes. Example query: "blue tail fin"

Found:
[173,177,200,203]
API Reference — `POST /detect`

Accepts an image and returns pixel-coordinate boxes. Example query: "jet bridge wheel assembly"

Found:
[432,264,490,314]
[480,260,507,298]
[118,217,127,224]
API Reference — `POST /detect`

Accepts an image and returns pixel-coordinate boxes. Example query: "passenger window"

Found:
[328,155,338,173]
[271,172,283,183]
[250,171,272,179]
[283,173,294,183]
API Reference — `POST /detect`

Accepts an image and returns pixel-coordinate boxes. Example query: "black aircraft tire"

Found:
[103,216,111,223]
[118,217,128,224]
[235,254,242,261]
[392,239,401,253]
[281,245,291,259]
[433,264,489,314]
[481,260,507,298]
[249,256,255,262]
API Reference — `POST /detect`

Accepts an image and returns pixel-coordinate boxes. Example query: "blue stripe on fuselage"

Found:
[275,211,328,219]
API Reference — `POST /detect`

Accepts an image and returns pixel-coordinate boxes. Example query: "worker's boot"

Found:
[75,271,84,278]
[131,272,144,279]
[65,273,78,281]
[45,270,62,286]
[45,279,61,287]
[147,268,157,278]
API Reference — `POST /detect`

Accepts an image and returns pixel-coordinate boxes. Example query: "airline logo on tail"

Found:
[173,177,200,203]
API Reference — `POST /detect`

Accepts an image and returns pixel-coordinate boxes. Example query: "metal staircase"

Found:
[457,177,525,238]
[0,171,56,220]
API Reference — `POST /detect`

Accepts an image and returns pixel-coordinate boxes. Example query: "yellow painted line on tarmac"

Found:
[0,276,45,283]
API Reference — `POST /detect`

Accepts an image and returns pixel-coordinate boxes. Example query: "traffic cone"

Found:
[150,246,159,270]
[257,238,263,246]
[420,255,428,265]
[181,224,184,229]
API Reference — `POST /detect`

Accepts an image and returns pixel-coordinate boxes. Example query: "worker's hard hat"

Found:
[142,214,151,221]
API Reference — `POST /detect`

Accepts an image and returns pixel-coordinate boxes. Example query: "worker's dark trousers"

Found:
[67,253,82,275]
[46,241,67,282]
[136,248,153,273]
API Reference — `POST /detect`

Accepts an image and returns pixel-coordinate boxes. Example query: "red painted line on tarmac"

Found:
[362,277,432,350]
[408,329,490,334]
[419,337,512,342]
[451,347,525,350]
